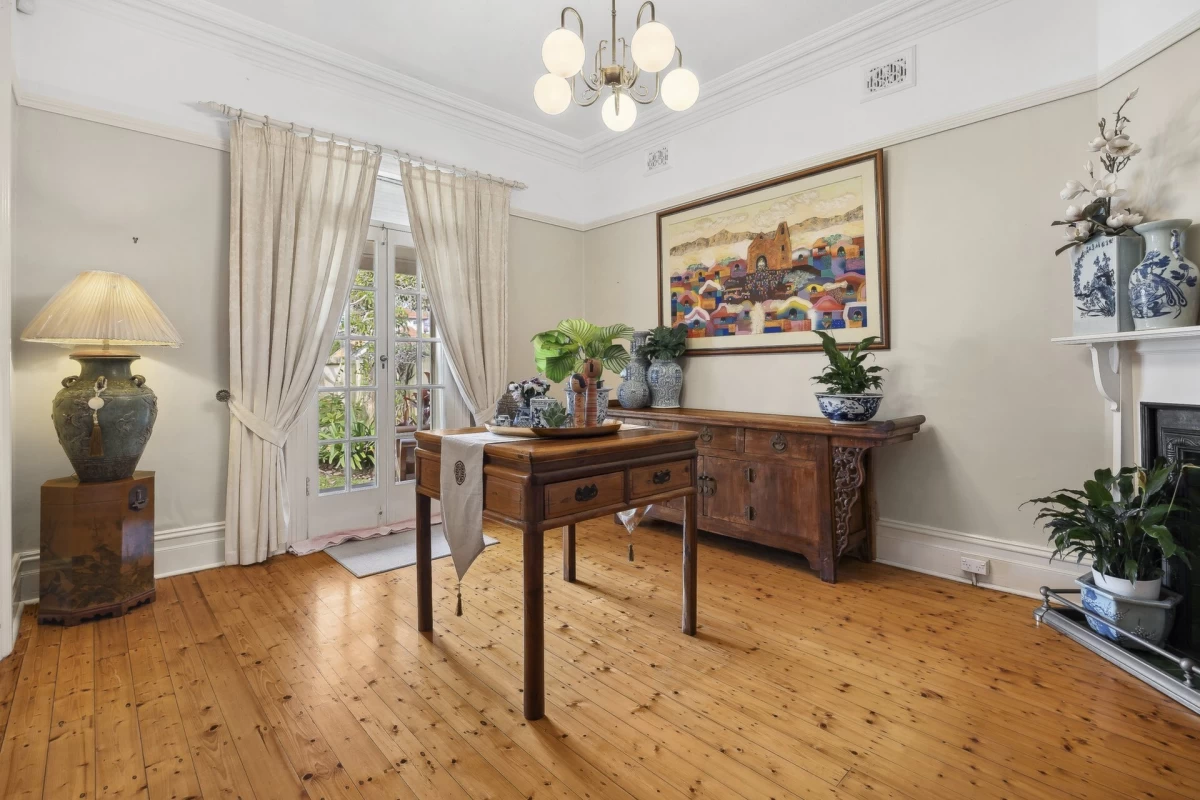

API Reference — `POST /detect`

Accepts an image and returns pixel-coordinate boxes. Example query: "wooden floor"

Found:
[1,520,1199,800]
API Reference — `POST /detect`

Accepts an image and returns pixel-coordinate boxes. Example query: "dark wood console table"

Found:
[414,426,699,720]
[607,407,924,582]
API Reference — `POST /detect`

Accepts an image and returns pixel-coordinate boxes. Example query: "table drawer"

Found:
[630,459,692,500]
[545,471,624,519]
[744,429,819,460]
[678,422,737,451]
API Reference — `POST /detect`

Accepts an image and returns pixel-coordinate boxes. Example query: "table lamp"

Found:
[21,271,182,483]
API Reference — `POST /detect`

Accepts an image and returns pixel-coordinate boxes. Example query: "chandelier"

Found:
[534,1,699,132]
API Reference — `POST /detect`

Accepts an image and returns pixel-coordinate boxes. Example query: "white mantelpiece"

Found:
[1053,325,1200,470]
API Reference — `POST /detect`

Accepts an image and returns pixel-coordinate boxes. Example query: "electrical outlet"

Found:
[960,556,990,576]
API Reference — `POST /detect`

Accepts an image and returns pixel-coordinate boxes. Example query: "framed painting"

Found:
[657,150,889,354]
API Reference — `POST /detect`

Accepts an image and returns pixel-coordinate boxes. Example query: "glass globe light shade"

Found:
[542,28,585,78]
[534,74,572,115]
[601,92,637,132]
[631,21,675,72]
[661,67,699,111]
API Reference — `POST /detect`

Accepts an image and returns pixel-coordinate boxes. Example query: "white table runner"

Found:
[440,431,512,580]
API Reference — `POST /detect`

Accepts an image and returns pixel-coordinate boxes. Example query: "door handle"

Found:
[575,484,598,502]
[652,469,672,485]
[745,505,756,521]
[744,466,755,483]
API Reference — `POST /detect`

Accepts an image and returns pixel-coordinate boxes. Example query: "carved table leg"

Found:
[861,450,877,563]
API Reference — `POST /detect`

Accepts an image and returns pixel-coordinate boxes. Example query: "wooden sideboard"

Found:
[607,406,924,582]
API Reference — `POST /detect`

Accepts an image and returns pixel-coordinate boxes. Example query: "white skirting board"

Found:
[875,518,1090,599]
[13,522,225,605]
[12,517,1081,605]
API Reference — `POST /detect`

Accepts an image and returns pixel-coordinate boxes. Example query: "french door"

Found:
[296,223,460,540]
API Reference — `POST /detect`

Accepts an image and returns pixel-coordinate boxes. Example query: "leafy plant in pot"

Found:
[1027,460,1193,647]
[642,324,688,409]
[531,319,632,425]
[811,331,884,424]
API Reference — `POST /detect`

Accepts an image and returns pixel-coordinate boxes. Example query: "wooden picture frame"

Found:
[656,149,889,355]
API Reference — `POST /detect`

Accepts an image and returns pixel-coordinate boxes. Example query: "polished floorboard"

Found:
[1,518,1199,800]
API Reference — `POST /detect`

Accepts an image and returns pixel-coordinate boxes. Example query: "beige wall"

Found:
[583,93,1119,548]
[507,216,584,404]
[12,109,231,553]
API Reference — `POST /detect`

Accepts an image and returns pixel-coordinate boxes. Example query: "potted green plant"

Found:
[811,331,884,424]
[532,319,632,424]
[642,324,688,409]
[1027,460,1192,647]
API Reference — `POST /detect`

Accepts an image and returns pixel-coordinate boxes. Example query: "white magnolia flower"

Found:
[1106,135,1140,158]
[1060,179,1087,200]
[1108,212,1129,228]
[1074,220,1095,240]
[1092,175,1122,199]
[1064,205,1085,221]
[1088,135,1109,152]
[1124,211,1144,227]
[1085,161,1095,177]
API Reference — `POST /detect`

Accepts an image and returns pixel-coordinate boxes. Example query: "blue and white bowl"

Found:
[815,393,883,424]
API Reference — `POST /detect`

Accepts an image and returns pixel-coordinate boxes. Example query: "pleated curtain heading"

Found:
[21,270,183,348]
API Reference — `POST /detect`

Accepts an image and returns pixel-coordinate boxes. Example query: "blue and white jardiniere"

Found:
[815,393,882,424]
[1077,571,1182,650]
[1128,219,1200,330]
[647,358,683,409]
[1069,234,1143,335]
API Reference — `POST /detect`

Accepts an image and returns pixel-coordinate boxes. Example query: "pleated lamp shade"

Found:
[21,271,182,348]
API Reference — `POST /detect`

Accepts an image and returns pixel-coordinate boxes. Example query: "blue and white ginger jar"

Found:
[1128,219,1200,330]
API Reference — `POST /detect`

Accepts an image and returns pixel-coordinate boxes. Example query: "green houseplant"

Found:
[531,319,633,383]
[1028,459,1192,596]
[811,331,884,424]
[643,324,687,409]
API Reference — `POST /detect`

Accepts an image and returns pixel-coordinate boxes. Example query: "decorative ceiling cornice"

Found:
[65,0,589,167]
[56,0,1010,171]
[578,0,1012,167]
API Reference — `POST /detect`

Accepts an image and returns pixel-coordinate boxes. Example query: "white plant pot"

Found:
[1091,568,1162,601]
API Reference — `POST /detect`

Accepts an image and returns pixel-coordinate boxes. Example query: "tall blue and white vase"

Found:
[1129,219,1200,330]
[647,358,683,408]
[1069,234,1144,335]
[617,330,651,409]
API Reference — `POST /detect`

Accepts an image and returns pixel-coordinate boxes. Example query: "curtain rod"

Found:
[201,102,528,190]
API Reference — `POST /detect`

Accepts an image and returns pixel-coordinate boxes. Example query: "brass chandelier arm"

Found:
[628,69,661,104]
[636,1,657,26]
[570,75,602,107]
[560,6,584,39]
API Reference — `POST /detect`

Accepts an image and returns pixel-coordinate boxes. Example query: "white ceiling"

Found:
[202,0,887,139]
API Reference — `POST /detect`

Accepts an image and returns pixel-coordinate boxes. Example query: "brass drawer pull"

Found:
[745,505,756,521]
[652,469,672,485]
[699,426,713,444]
[770,433,788,452]
[575,484,598,502]
[697,475,712,496]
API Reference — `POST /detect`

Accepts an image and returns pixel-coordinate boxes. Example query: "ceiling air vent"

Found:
[645,143,670,176]
[861,47,915,102]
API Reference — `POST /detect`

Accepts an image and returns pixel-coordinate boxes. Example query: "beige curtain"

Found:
[225,120,380,565]
[400,163,510,423]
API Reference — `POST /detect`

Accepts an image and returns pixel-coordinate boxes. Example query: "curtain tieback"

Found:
[227,397,289,448]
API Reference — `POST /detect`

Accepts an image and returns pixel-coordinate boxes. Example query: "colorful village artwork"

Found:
[667,175,868,339]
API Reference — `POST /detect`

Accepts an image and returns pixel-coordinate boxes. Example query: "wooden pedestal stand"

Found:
[38,471,156,625]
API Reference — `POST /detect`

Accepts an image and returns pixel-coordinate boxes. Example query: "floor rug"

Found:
[287,515,442,556]
[325,524,499,578]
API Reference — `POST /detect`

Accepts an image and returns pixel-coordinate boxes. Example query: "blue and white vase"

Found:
[1128,219,1199,330]
[647,358,683,408]
[1077,571,1182,649]
[1069,234,1143,335]
[618,331,651,409]
[564,386,611,424]
[815,393,883,424]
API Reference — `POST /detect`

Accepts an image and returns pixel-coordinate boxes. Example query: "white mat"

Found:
[325,524,498,578]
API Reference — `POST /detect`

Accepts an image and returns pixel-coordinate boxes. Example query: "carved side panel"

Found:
[832,445,868,557]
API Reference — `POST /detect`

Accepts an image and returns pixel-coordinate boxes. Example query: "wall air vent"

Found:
[645,143,670,176]
[862,47,915,102]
